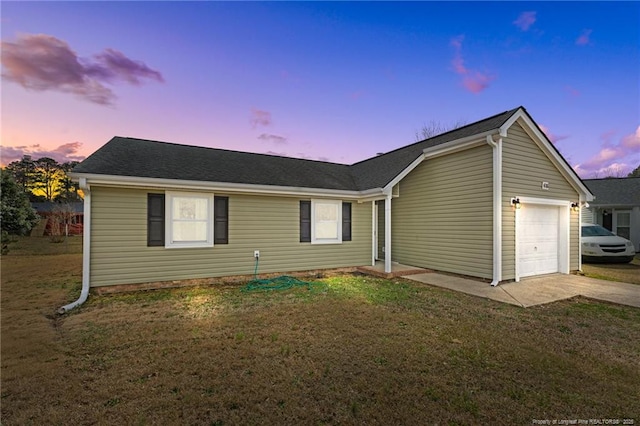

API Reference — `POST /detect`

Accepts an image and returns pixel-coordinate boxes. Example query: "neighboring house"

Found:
[70,106,593,291]
[31,202,84,236]
[582,178,640,252]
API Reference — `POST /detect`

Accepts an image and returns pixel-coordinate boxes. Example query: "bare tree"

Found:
[414,119,467,142]
[49,203,76,243]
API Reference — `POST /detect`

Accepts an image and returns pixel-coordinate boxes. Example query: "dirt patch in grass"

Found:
[582,254,640,285]
[2,240,640,424]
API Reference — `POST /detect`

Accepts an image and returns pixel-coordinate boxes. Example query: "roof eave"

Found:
[71,172,383,200]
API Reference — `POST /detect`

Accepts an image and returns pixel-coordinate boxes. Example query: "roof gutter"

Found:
[58,178,91,314]
[69,173,382,200]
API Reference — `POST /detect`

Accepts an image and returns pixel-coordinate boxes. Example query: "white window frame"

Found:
[311,199,342,245]
[614,210,631,239]
[165,191,214,248]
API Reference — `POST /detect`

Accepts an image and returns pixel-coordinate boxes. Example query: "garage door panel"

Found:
[519,205,559,278]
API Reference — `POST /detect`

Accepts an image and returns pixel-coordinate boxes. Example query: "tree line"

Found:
[1,156,82,251]
[3,155,82,202]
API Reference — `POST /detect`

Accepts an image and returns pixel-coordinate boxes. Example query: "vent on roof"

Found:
[376,152,385,156]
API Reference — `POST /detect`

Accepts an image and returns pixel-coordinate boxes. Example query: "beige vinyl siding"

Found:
[581,206,595,224]
[90,187,371,287]
[392,144,493,278]
[502,121,580,280]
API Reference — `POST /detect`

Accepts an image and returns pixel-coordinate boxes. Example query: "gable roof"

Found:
[73,107,521,193]
[32,202,84,214]
[583,178,640,206]
[350,107,520,189]
[73,138,357,191]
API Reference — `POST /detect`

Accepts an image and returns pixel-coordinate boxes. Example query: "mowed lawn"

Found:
[582,254,640,285]
[2,238,639,425]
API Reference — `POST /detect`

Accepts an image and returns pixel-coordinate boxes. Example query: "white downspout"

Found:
[486,135,502,286]
[384,192,392,274]
[578,196,583,273]
[58,178,91,314]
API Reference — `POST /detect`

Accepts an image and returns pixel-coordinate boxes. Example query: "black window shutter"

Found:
[300,200,311,242]
[342,202,352,241]
[214,196,229,244]
[147,193,165,247]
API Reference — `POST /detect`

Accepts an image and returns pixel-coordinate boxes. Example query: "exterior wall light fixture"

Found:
[511,197,521,209]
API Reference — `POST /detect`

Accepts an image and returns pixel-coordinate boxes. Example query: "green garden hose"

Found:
[242,256,327,292]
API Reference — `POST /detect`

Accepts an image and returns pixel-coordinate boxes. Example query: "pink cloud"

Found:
[1,34,163,105]
[258,133,287,145]
[564,86,581,98]
[349,90,367,100]
[449,35,494,94]
[250,108,272,128]
[1,142,86,166]
[462,73,493,94]
[621,126,640,150]
[513,11,537,31]
[576,29,592,46]
[539,124,569,144]
[574,126,640,177]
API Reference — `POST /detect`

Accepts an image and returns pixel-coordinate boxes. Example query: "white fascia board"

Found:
[382,154,424,194]
[357,193,388,203]
[501,110,594,201]
[381,130,498,193]
[71,172,381,200]
[517,196,572,207]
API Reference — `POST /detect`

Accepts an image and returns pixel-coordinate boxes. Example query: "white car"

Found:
[581,223,635,263]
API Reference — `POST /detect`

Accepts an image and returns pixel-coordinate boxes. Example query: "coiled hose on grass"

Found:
[242,257,327,292]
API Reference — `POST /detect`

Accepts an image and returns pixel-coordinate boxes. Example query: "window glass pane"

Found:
[316,203,338,221]
[617,212,630,227]
[173,197,208,220]
[172,221,207,242]
[316,222,338,239]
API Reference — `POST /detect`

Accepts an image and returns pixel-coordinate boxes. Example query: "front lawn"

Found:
[582,254,640,285]
[1,238,639,424]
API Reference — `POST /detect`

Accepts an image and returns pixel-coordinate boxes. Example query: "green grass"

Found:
[5,235,83,255]
[582,254,640,285]
[2,237,640,425]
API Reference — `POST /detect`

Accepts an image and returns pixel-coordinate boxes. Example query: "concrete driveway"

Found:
[404,272,640,308]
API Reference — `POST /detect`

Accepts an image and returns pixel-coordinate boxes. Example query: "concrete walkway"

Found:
[404,272,640,308]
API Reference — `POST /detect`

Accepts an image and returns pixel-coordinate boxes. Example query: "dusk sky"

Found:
[1,1,639,178]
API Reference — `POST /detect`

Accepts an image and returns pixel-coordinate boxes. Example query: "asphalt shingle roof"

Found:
[583,178,640,206]
[73,107,521,192]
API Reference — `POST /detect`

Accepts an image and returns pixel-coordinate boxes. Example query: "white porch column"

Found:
[486,135,502,286]
[385,193,392,273]
[371,201,376,266]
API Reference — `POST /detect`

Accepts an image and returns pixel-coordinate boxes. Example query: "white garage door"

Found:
[519,205,560,278]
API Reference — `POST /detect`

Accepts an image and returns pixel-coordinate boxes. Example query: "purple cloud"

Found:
[576,29,592,46]
[1,142,86,166]
[1,34,164,105]
[449,35,494,94]
[513,11,537,31]
[349,90,367,100]
[574,127,640,177]
[539,124,569,144]
[250,108,272,128]
[258,133,287,145]
[564,86,581,98]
